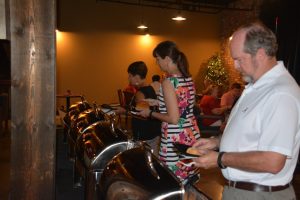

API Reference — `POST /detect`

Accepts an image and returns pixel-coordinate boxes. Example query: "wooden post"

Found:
[0,0,6,39]
[9,0,56,199]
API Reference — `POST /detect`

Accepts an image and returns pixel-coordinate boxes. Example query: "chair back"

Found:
[117,89,125,107]
[123,91,135,109]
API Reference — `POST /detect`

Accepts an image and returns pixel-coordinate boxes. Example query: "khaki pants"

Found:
[222,185,296,200]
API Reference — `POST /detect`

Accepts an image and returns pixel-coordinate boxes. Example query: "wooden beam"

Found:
[0,0,6,39]
[9,0,56,199]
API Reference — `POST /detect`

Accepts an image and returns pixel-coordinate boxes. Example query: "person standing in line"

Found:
[116,61,161,156]
[138,41,201,182]
[150,74,161,95]
[191,21,300,200]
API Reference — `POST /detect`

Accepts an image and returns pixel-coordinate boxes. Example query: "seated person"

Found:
[201,79,213,95]
[218,83,243,132]
[220,82,242,111]
[195,79,213,103]
[199,85,224,127]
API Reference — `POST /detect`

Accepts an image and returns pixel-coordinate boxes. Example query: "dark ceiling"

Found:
[96,0,254,14]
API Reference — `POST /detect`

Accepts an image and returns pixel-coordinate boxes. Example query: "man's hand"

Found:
[192,150,219,169]
[192,137,220,151]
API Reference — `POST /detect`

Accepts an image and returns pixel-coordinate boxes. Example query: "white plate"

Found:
[179,154,199,159]
[179,160,196,167]
[130,111,138,115]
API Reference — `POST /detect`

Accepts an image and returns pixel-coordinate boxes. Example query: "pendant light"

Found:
[172,11,186,21]
[137,0,148,30]
[172,1,186,21]
[137,24,148,29]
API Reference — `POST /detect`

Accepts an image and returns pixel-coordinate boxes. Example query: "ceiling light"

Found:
[172,11,186,21]
[137,27,149,35]
[172,15,186,21]
[137,24,148,29]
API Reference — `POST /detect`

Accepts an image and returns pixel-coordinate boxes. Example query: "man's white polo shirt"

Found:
[220,61,300,186]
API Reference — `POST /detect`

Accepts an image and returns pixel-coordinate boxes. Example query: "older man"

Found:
[192,21,300,200]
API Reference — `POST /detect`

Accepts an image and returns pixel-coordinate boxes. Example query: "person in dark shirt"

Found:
[116,61,161,155]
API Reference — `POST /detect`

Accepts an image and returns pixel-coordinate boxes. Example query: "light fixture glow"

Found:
[138,27,150,36]
[139,34,152,46]
[137,24,148,29]
[172,15,186,21]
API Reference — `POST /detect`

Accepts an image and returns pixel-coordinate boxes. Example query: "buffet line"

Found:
[62,97,211,200]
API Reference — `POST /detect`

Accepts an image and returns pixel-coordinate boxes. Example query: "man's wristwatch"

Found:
[217,151,227,169]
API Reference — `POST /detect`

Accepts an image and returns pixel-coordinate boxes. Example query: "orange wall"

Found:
[56,0,222,106]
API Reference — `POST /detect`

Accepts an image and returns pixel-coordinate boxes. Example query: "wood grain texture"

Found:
[9,0,56,199]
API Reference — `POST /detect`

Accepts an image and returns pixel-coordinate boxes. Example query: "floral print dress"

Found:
[158,75,201,181]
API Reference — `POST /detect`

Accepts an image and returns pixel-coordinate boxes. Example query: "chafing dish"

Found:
[63,99,91,159]
[74,119,134,199]
[98,145,210,200]
[98,145,184,199]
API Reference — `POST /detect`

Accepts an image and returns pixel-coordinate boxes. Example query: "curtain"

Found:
[260,0,300,85]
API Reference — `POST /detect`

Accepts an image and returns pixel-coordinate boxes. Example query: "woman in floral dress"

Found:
[138,41,200,181]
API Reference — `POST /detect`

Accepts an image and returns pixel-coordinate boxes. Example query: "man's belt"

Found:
[226,180,290,192]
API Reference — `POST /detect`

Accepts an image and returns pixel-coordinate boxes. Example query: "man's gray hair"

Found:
[240,21,278,57]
